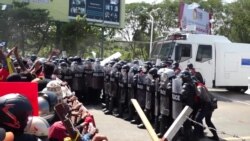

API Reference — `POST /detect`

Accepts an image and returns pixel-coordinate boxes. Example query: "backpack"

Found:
[196,83,217,110]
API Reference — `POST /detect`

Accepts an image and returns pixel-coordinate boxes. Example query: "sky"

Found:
[125,0,236,4]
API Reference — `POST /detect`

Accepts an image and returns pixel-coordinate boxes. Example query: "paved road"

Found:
[87,106,217,141]
[86,88,250,141]
[209,89,250,141]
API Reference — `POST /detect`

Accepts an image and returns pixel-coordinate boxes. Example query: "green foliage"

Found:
[0,2,52,56]
[1,0,250,60]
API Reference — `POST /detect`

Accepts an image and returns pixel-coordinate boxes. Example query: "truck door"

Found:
[174,43,192,70]
[195,45,214,88]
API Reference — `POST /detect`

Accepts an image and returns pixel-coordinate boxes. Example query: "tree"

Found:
[60,17,108,58]
[0,2,52,56]
[226,0,250,43]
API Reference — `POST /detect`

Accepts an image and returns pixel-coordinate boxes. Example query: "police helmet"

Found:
[115,63,123,71]
[87,58,95,62]
[108,61,116,67]
[180,70,192,80]
[59,61,68,68]
[160,68,175,81]
[111,58,120,62]
[74,56,82,63]
[187,63,193,69]
[143,61,153,72]
[129,65,139,74]
[71,61,78,67]
[132,60,139,65]
[52,60,58,66]
[30,54,37,62]
[118,60,127,66]
[0,94,33,133]
[52,56,58,61]
[68,56,74,63]
[122,64,130,73]
[173,61,179,68]
[59,59,65,63]
[148,67,158,78]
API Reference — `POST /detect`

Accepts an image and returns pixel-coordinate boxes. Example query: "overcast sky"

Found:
[125,0,236,4]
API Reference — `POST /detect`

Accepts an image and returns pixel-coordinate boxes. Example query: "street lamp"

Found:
[149,8,161,58]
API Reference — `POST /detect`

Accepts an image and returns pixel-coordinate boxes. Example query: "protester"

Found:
[0,94,41,141]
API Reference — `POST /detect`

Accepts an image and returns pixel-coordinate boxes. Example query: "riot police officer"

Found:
[144,67,158,127]
[91,59,104,103]
[103,61,115,112]
[116,64,130,118]
[83,58,94,104]
[158,69,175,137]
[104,62,122,115]
[59,61,73,89]
[125,64,139,121]
[71,56,85,102]
[135,61,153,129]
[174,70,197,141]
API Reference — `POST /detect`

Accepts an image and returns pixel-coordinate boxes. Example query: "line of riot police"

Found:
[101,59,215,141]
[101,59,177,136]
[51,56,104,104]
[49,55,215,141]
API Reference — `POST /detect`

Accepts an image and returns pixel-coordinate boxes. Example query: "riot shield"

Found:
[92,61,104,90]
[172,77,183,119]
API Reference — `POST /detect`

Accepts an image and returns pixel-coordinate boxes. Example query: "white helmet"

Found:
[24,116,50,137]
[46,80,63,101]
[160,68,175,82]
[61,85,73,98]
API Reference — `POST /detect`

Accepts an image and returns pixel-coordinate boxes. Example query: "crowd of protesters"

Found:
[0,46,108,141]
[0,46,219,141]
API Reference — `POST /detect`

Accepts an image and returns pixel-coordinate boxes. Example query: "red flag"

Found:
[0,82,39,116]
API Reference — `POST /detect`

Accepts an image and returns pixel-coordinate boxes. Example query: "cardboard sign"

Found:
[0,82,39,116]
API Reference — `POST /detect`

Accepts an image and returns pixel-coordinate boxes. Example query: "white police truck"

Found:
[151,32,250,90]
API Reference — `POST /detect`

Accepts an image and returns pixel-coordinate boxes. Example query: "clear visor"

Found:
[128,72,134,77]
[60,66,68,71]
[142,66,147,73]
[161,73,168,82]
[121,69,127,75]
[70,63,78,70]
[148,74,153,80]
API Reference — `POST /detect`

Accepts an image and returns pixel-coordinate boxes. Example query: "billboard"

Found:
[68,0,121,26]
[1,0,125,28]
[178,2,211,34]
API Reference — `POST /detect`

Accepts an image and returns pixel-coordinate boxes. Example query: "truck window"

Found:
[151,42,162,58]
[175,44,192,62]
[196,45,212,62]
[151,42,174,60]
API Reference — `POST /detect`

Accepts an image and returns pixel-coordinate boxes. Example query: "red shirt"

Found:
[0,68,9,82]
